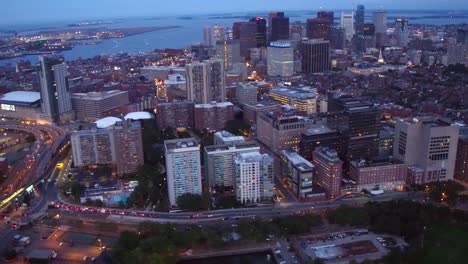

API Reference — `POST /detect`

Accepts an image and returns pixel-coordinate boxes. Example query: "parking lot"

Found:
[297,229,408,263]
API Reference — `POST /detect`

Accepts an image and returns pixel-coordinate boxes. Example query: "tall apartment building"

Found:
[71,120,144,175]
[236,82,258,105]
[267,41,294,77]
[301,39,330,74]
[186,59,225,104]
[204,141,260,187]
[156,101,194,129]
[393,117,459,183]
[71,90,129,121]
[269,86,317,114]
[350,158,407,192]
[280,150,314,200]
[268,12,289,42]
[257,111,315,152]
[312,147,343,199]
[164,138,202,207]
[234,152,274,204]
[39,55,73,123]
[194,102,234,131]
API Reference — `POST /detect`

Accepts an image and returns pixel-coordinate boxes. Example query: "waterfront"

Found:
[178,251,276,264]
[0,9,467,65]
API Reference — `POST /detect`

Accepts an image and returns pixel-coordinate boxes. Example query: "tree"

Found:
[70,182,86,202]
[224,119,251,136]
[176,193,204,211]
[117,231,140,251]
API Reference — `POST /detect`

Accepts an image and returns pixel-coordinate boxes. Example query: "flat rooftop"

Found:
[270,86,317,99]
[195,102,233,108]
[281,150,314,172]
[205,142,259,153]
[71,90,128,100]
[165,138,199,152]
[303,125,336,136]
[0,91,41,105]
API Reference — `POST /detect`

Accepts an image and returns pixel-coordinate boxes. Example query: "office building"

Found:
[38,55,73,123]
[268,12,290,42]
[156,101,194,129]
[194,102,234,131]
[251,17,267,47]
[395,17,409,48]
[243,100,282,125]
[203,26,213,47]
[301,39,330,73]
[306,18,331,40]
[300,124,344,162]
[71,120,144,175]
[328,94,381,164]
[269,86,317,114]
[290,22,304,40]
[215,40,241,70]
[340,11,355,41]
[280,150,314,200]
[393,117,459,183]
[236,82,258,105]
[312,147,343,199]
[204,141,259,187]
[234,152,274,204]
[350,158,407,192]
[329,27,346,49]
[164,138,202,207]
[355,5,365,36]
[233,21,256,58]
[213,24,226,43]
[186,59,225,104]
[213,131,245,145]
[71,90,129,122]
[379,126,395,157]
[373,11,387,48]
[267,41,294,77]
[257,111,315,152]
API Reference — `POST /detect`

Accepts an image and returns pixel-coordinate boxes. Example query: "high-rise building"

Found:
[328,94,381,164]
[215,40,241,70]
[300,124,344,162]
[194,102,234,131]
[280,150,314,200]
[301,39,330,74]
[355,5,365,36]
[236,82,258,106]
[250,17,267,47]
[38,55,73,123]
[267,41,294,77]
[340,11,355,41]
[312,147,343,199]
[234,151,274,204]
[393,117,460,183]
[290,21,304,40]
[203,26,213,47]
[71,90,129,122]
[395,17,409,48]
[164,138,202,207]
[233,21,257,58]
[71,120,144,175]
[213,24,226,43]
[457,29,468,45]
[186,59,225,104]
[306,18,332,40]
[329,27,346,49]
[373,11,387,48]
[268,12,290,42]
[205,141,260,187]
[317,11,334,24]
[156,100,194,129]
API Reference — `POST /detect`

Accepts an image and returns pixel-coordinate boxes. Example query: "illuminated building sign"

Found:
[1,104,16,111]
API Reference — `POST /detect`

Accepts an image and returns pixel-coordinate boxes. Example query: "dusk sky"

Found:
[1,0,467,24]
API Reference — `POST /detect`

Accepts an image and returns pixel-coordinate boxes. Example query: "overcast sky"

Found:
[1,0,466,24]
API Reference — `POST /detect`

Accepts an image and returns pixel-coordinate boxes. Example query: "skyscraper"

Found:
[340,11,355,41]
[394,17,409,48]
[268,12,290,42]
[215,40,241,70]
[355,5,365,36]
[250,17,267,47]
[373,11,388,48]
[38,55,73,123]
[233,21,257,58]
[186,59,225,104]
[301,39,330,74]
[213,24,226,43]
[267,41,294,77]
[306,18,332,40]
[164,138,202,207]
[203,26,213,47]
[317,11,334,24]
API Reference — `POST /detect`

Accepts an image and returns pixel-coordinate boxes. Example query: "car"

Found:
[274,249,281,254]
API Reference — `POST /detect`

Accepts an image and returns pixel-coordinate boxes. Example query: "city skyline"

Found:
[1,0,467,24]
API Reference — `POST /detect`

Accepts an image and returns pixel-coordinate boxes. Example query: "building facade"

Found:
[194,102,234,131]
[269,86,317,114]
[267,41,294,77]
[186,59,225,104]
[312,147,343,199]
[236,82,258,105]
[156,101,194,129]
[350,159,407,192]
[280,150,314,200]
[301,39,330,74]
[71,90,129,122]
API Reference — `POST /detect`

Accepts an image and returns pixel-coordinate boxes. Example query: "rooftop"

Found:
[0,91,41,105]
[124,111,153,121]
[303,125,336,136]
[195,102,234,108]
[205,141,259,153]
[281,150,314,172]
[315,147,341,163]
[71,90,127,100]
[165,138,199,152]
[270,86,317,99]
[95,116,122,128]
